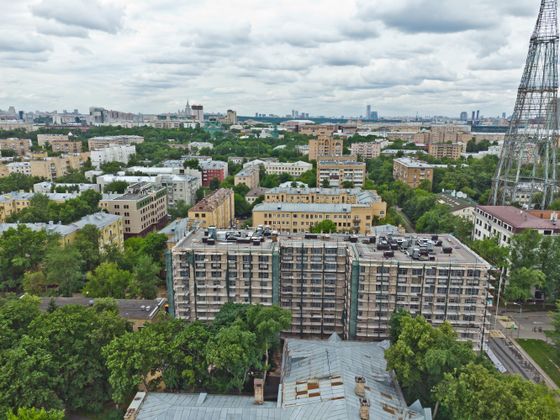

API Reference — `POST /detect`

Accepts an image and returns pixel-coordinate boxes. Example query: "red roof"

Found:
[477,206,560,231]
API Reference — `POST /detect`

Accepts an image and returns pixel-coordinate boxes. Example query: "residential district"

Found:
[4,3,560,420]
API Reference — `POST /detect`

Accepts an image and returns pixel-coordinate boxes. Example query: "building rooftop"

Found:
[254,202,355,213]
[393,157,435,169]
[189,188,232,213]
[73,212,122,229]
[318,160,365,166]
[0,222,77,237]
[436,192,477,212]
[38,297,165,321]
[266,187,382,204]
[175,229,490,267]
[0,191,79,202]
[246,187,269,198]
[102,182,166,202]
[235,166,258,177]
[477,206,560,231]
[200,160,227,170]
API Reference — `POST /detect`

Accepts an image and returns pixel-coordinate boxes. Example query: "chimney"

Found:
[359,398,370,420]
[355,376,366,397]
[254,378,264,405]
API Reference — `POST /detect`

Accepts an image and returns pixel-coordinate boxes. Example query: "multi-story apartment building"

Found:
[37,134,82,153]
[308,136,343,161]
[0,138,32,156]
[187,188,234,229]
[91,145,136,169]
[87,135,144,151]
[392,157,435,188]
[234,166,259,189]
[171,230,491,347]
[350,142,381,159]
[258,160,312,177]
[473,206,560,246]
[427,142,464,160]
[317,159,366,187]
[6,154,89,180]
[200,160,228,187]
[0,191,79,222]
[99,182,167,237]
[298,124,336,137]
[33,182,101,194]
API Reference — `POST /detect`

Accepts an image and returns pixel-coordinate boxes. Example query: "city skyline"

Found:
[1,0,539,116]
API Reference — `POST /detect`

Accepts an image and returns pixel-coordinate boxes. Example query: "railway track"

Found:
[488,337,543,383]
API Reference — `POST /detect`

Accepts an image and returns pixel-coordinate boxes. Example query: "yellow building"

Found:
[392,157,435,188]
[5,154,89,180]
[188,188,235,229]
[234,166,259,189]
[308,136,343,161]
[37,134,82,153]
[0,192,79,222]
[0,138,32,156]
[265,186,385,209]
[427,142,464,160]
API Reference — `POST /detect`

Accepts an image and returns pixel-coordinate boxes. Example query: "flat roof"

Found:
[477,206,560,231]
[393,157,435,168]
[38,297,165,320]
[266,187,382,204]
[253,202,355,213]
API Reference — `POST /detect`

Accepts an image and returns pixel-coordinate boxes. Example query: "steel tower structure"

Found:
[491,0,559,208]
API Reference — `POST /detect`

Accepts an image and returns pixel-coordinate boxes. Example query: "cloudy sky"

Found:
[0,0,543,117]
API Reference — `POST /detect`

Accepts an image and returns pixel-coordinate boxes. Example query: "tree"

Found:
[100,161,126,174]
[205,325,260,392]
[0,295,42,350]
[183,159,200,170]
[385,313,477,405]
[22,271,49,296]
[103,181,129,194]
[168,200,190,220]
[84,262,137,299]
[321,178,330,188]
[297,169,317,187]
[341,181,354,188]
[234,193,251,218]
[6,407,65,420]
[74,224,101,272]
[510,230,542,272]
[310,220,337,233]
[132,255,159,299]
[470,237,509,268]
[435,363,560,420]
[44,245,84,296]
[388,308,410,344]
[546,301,560,349]
[505,267,546,302]
[209,178,221,191]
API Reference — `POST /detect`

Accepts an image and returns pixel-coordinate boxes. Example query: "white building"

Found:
[244,160,312,177]
[33,182,101,194]
[91,145,136,169]
[473,205,560,246]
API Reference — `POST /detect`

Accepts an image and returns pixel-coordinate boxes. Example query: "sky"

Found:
[0,0,543,117]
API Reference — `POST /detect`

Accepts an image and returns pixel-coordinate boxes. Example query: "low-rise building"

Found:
[246,187,269,204]
[91,144,136,169]
[188,142,213,152]
[200,160,228,187]
[33,182,101,194]
[0,191,79,222]
[317,159,366,187]
[436,191,477,222]
[0,138,32,156]
[262,160,312,177]
[6,154,88,180]
[392,157,435,188]
[187,188,234,229]
[473,205,560,246]
[99,182,168,237]
[171,229,491,346]
[37,134,82,153]
[350,141,381,159]
[87,135,144,150]
[428,142,464,160]
[234,166,259,189]
[253,188,387,234]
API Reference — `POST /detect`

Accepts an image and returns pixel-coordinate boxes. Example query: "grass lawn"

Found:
[517,339,560,387]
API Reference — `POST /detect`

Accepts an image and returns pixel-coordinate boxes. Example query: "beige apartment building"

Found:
[171,230,491,347]
[99,182,167,237]
[427,142,464,160]
[308,136,343,161]
[350,142,381,159]
[0,191,79,222]
[87,135,144,150]
[234,166,259,189]
[5,154,89,180]
[187,188,234,229]
[393,157,435,188]
[317,159,366,187]
[37,134,82,153]
[0,138,32,156]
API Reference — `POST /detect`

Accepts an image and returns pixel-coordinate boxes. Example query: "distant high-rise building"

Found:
[460,111,468,121]
[366,104,371,119]
[502,112,507,119]
[476,110,480,121]
[471,111,475,122]
[191,104,204,123]
[370,111,379,121]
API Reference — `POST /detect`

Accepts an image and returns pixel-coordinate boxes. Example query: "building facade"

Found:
[392,158,435,188]
[37,134,82,153]
[99,182,168,237]
[87,135,144,150]
[200,161,228,187]
[171,230,491,347]
[317,159,366,187]
[0,138,32,156]
[262,161,312,177]
[350,142,381,159]
[308,136,343,161]
[91,145,136,169]
[187,188,235,229]
[427,142,464,160]
[473,205,560,246]
[0,191,79,222]
[234,166,260,189]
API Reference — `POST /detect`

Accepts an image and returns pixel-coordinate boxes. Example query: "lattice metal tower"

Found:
[491,0,559,208]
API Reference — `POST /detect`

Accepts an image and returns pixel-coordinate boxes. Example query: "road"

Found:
[488,336,535,381]
[394,206,415,233]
